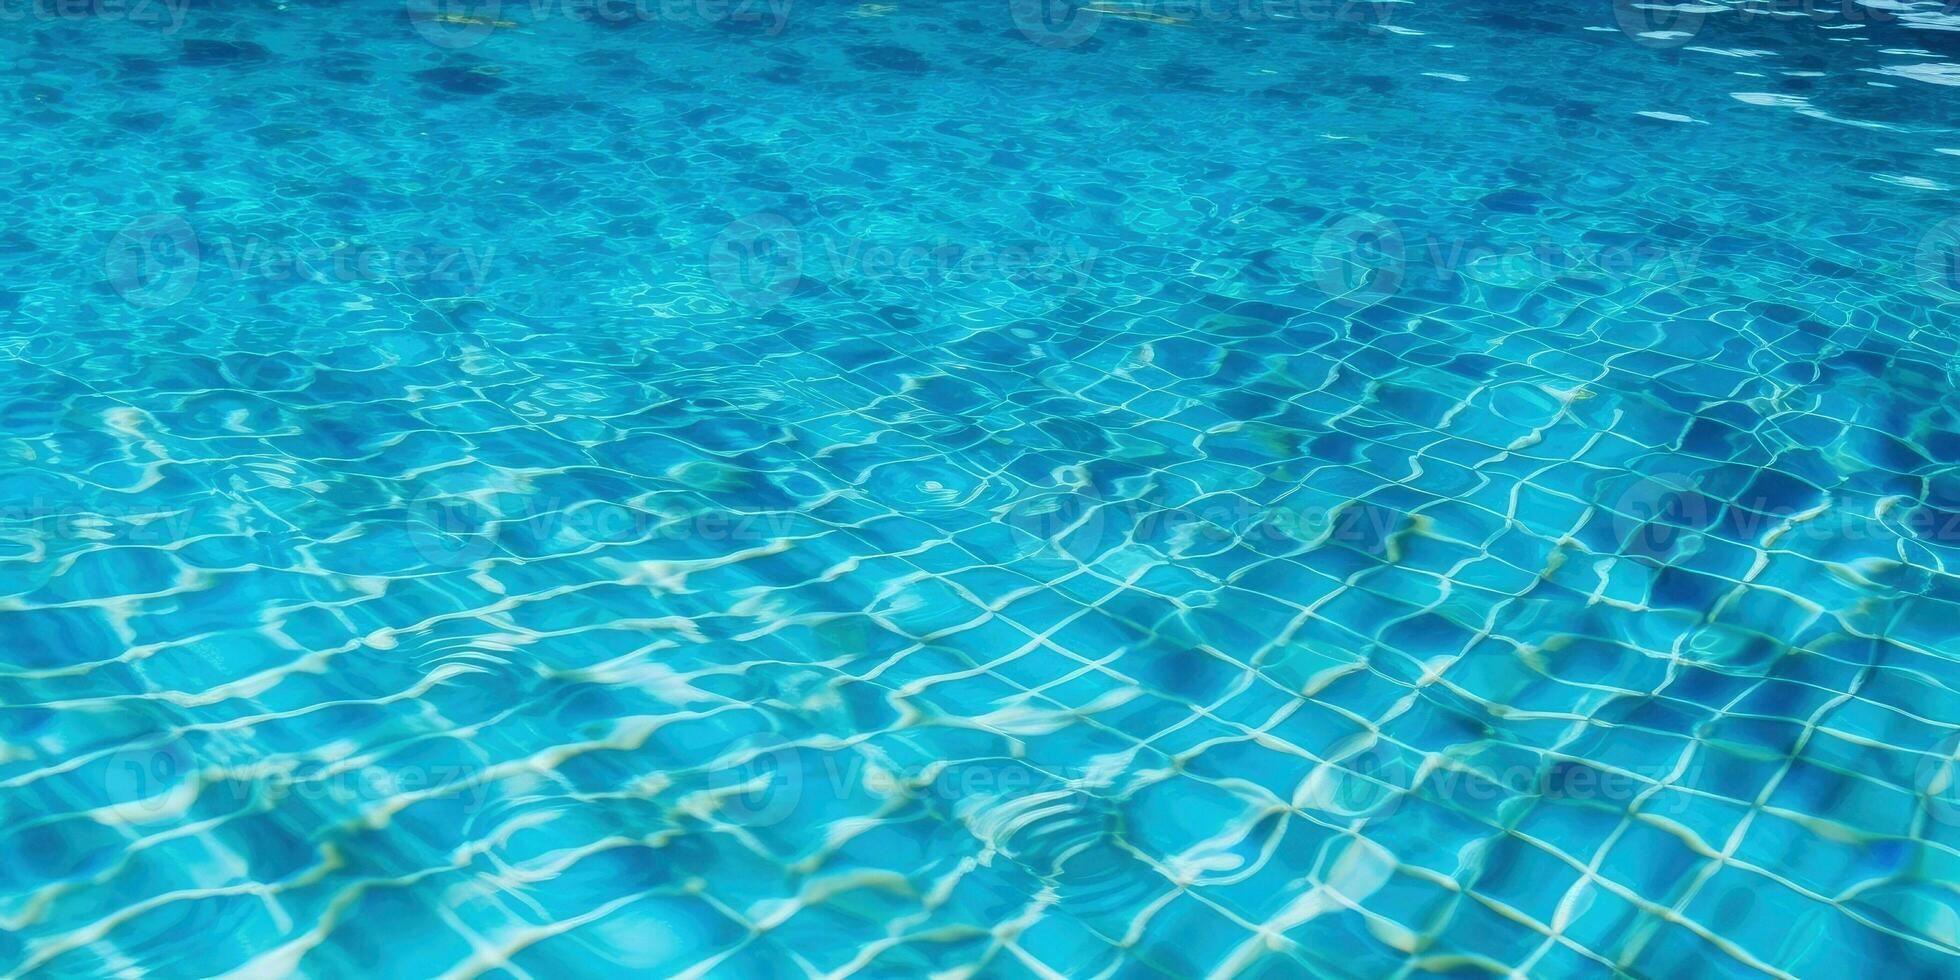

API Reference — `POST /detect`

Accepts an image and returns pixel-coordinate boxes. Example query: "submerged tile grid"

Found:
[1,0,1959,976]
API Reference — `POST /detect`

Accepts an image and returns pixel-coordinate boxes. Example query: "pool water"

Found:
[4,0,1960,975]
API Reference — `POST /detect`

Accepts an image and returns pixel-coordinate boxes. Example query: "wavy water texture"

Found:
[1,0,1959,976]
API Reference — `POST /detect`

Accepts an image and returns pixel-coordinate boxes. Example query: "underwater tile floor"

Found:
[3,0,1960,976]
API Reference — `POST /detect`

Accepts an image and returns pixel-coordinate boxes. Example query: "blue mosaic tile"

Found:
[2,0,1960,975]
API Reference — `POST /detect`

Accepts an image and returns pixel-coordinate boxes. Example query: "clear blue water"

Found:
[4,0,1960,975]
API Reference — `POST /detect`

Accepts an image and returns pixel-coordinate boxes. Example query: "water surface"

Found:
[2,0,1960,976]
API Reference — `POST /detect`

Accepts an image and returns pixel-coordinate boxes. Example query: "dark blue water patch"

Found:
[0,605,123,670]
[1734,468,1826,517]
[413,65,507,95]
[305,54,373,84]
[1479,189,1550,215]
[849,44,931,74]
[178,39,271,66]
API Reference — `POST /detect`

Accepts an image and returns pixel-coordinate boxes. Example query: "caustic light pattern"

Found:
[3,1,1960,977]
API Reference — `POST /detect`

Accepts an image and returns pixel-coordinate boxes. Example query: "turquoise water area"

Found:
[4,0,1960,975]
